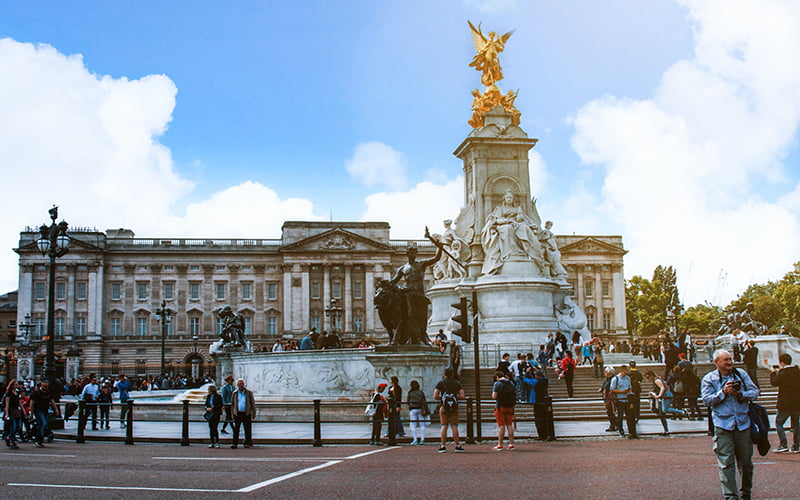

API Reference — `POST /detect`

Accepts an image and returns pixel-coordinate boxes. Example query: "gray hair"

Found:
[713,349,731,362]
[604,366,616,375]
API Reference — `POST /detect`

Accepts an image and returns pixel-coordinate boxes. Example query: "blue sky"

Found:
[1,0,799,307]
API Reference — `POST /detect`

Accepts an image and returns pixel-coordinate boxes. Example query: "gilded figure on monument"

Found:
[468,21,513,87]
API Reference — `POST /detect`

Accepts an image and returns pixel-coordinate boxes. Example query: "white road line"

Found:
[236,461,342,492]
[8,483,232,493]
[0,453,76,458]
[154,457,341,462]
[8,446,398,493]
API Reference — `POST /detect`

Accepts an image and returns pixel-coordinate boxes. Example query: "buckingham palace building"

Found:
[12,221,627,380]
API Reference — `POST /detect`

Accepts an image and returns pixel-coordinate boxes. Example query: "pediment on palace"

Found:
[559,236,627,255]
[280,228,392,253]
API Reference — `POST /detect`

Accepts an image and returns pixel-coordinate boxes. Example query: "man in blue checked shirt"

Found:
[702,349,759,500]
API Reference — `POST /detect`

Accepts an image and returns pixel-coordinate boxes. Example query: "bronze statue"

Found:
[375,228,442,345]
[218,306,247,347]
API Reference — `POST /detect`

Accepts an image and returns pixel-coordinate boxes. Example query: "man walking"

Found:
[28,381,58,447]
[492,371,516,451]
[610,365,637,439]
[80,377,100,431]
[220,375,235,434]
[702,349,760,500]
[433,368,465,453]
[115,374,131,428]
[770,353,800,453]
[231,378,256,448]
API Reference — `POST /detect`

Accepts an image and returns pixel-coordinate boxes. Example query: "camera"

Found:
[732,381,741,391]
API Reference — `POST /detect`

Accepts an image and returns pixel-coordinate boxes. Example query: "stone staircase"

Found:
[459,363,778,422]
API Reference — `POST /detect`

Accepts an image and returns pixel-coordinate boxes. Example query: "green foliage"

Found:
[625,265,681,338]
[681,302,723,336]
[725,261,800,335]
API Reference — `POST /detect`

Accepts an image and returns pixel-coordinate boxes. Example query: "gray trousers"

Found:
[712,427,754,499]
[775,410,800,449]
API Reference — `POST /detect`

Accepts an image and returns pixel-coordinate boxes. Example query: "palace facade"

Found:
[12,221,627,380]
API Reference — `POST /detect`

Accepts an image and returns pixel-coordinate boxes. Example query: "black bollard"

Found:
[545,396,556,441]
[76,400,86,444]
[387,396,397,446]
[180,400,190,446]
[465,397,475,444]
[313,399,322,447]
[125,399,134,445]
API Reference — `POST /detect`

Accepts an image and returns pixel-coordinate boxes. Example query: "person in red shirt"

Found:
[560,351,577,398]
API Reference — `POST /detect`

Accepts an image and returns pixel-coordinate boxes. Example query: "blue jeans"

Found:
[713,427,753,499]
[34,410,49,443]
[775,410,800,449]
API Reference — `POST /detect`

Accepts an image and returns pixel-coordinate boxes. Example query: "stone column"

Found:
[18,264,34,325]
[323,265,331,331]
[576,270,584,309]
[66,263,76,340]
[365,266,375,332]
[282,264,292,333]
[300,265,310,332]
[612,265,626,331]
[594,267,603,334]
[344,265,352,333]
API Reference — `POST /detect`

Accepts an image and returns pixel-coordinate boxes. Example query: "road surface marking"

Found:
[9,446,398,493]
[0,453,76,458]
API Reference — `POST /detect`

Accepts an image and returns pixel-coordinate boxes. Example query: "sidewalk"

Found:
[53,414,711,445]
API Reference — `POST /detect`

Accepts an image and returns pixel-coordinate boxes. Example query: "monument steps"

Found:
[460,363,779,422]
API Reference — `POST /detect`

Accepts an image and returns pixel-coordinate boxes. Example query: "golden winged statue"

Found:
[468,21,514,87]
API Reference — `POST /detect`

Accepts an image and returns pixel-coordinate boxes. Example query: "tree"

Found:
[625,265,681,338]
[681,302,723,336]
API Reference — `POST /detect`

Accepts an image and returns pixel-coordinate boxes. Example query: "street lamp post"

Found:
[155,301,172,376]
[324,298,343,334]
[36,206,70,386]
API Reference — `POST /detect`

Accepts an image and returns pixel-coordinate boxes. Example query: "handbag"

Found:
[365,403,377,416]
[203,410,213,422]
[673,380,685,393]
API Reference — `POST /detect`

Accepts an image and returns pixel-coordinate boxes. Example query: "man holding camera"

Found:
[702,349,760,500]
[770,353,800,453]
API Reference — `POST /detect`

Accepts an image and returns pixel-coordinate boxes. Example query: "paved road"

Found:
[1,436,799,499]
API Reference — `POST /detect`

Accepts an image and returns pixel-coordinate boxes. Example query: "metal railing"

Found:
[60,396,557,447]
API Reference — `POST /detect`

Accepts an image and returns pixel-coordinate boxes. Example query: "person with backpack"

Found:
[560,351,577,399]
[368,383,389,445]
[492,371,517,451]
[701,349,760,500]
[610,364,638,439]
[770,353,800,453]
[433,367,465,453]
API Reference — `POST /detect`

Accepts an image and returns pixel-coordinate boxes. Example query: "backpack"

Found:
[732,368,770,456]
[440,380,459,413]
[496,380,516,408]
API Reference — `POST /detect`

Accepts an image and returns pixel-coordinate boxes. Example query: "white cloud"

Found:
[345,141,408,190]
[570,0,800,306]
[361,178,464,239]
[0,39,321,293]
[465,0,518,14]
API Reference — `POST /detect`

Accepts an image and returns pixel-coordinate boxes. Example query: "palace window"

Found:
[34,318,44,339]
[311,282,320,299]
[55,317,65,338]
[241,283,252,300]
[267,316,277,336]
[353,315,363,333]
[189,283,200,300]
[189,317,200,336]
[584,280,594,298]
[267,282,278,301]
[587,311,595,331]
[111,283,121,300]
[137,283,148,300]
[110,318,121,337]
[76,282,87,300]
[244,316,252,335]
[35,282,45,300]
[164,283,174,300]
[75,317,86,337]
[137,317,148,336]
[56,282,66,300]
[216,283,225,300]
[604,309,613,330]
[353,281,363,300]
[310,313,321,332]
[332,281,342,299]
[602,281,610,298]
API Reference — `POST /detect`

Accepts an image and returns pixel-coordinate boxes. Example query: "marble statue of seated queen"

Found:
[480,188,545,275]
